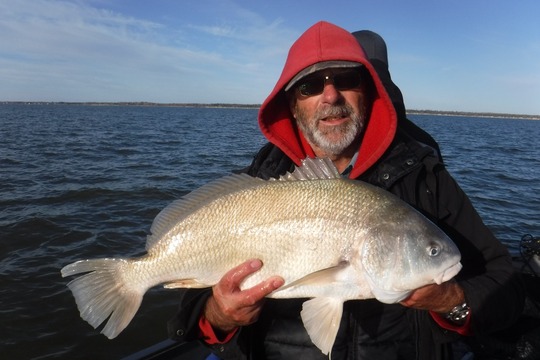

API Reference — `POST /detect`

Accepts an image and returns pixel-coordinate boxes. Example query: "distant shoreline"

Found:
[406,110,540,121]
[1,101,539,120]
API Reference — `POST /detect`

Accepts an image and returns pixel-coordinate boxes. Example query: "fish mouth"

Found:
[435,262,462,285]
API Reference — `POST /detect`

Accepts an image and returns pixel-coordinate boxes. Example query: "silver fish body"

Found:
[61,158,461,355]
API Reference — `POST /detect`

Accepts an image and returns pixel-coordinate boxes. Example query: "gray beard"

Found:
[295,104,365,157]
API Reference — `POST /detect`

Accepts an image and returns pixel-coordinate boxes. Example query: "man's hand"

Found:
[204,259,285,333]
[399,280,465,314]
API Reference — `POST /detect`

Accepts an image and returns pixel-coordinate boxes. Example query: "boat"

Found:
[121,339,212,360]
[123,234,540,360]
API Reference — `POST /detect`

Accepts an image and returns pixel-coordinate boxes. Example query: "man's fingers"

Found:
[220,259,263,291]
[217,258,285,304]
[242,276,285,306]
[206,259,286,330]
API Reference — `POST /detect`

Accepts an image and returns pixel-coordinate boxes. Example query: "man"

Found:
[169,21,524,359]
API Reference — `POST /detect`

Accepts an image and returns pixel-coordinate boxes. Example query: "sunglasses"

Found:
[295,69,363,97]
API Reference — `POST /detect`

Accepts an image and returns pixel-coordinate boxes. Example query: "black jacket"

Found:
[168,125,525,360]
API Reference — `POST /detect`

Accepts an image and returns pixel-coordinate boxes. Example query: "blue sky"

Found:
[1,0,539,115]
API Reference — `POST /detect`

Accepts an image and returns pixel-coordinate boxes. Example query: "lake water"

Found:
[0,104,538,359]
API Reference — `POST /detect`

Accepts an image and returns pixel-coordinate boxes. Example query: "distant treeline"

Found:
[407,109,540,120]
[1,101,539,120]
[0,101,260,109]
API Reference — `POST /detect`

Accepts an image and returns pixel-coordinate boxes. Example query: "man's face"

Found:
[289,68,369,158]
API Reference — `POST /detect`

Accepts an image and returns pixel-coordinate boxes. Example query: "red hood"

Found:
[258,21,397,178]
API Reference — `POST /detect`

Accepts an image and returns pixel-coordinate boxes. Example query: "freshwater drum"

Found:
[61,157,462,355]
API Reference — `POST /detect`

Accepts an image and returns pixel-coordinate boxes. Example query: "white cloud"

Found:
[0,0,295,103]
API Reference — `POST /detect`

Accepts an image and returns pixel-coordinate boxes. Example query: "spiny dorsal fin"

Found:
[277,158,340,181]
[147,158,339,250]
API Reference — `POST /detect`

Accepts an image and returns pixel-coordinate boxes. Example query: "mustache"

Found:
[315,104,353,120]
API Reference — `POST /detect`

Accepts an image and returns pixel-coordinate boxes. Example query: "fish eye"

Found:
[428,245,440,257]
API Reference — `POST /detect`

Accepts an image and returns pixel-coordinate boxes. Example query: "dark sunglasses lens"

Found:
[298,79,325,96]
[334,72,362,90]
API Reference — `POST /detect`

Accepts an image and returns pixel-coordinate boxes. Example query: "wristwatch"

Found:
[445,302,470,323]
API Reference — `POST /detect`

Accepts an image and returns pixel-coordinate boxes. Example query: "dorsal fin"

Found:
[146,158,340,251]
[277,157,340,181]
[146,173,263,250]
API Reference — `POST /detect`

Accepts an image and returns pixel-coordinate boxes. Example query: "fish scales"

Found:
[61,158,462,356]
[145,178,361,290]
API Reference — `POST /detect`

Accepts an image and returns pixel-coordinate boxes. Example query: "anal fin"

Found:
[163,279,208,289]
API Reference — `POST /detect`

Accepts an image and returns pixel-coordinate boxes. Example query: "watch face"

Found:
[446,303,470,322]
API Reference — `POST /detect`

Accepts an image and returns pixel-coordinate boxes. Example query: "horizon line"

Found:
[1,101,538,120]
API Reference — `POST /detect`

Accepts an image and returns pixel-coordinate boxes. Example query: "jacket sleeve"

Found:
[168,288,211,342]
[167,288,249,359]
[434,167,525,334]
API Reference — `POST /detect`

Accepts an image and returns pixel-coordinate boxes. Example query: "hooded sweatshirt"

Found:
[258,21,397,178]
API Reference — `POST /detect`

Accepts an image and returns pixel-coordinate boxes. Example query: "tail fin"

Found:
[61,258,144,339]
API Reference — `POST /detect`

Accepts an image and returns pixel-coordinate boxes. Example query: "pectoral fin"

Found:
[279,261,349,291]
[301,297,343,356]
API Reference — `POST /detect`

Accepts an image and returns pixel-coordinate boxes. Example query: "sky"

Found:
[1,0,539,115]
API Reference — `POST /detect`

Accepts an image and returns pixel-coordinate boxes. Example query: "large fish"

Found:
[61,158,461,355]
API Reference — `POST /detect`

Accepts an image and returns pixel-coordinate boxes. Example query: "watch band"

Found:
[445,302,470,323]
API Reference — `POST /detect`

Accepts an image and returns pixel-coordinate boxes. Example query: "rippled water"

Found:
[411,115,539,253]
[0,104,538,359]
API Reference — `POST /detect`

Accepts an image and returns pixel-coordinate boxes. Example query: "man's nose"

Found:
[320,82,342,104]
